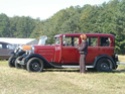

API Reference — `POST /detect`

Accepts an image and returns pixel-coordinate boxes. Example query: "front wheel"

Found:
[26,57,44,72]
[8,55,16,67]
[15,56,22,69]
[96,58,113,72]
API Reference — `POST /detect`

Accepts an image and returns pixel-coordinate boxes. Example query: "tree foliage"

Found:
[0,0,125,53]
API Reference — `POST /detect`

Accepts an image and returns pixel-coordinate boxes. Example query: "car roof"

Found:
[55,33,114,38]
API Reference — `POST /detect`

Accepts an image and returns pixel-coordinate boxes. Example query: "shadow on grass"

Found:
[44,68,79,73]
[43,68,125,73]
[43,68,98,73]
[112,64,125,73]
[112,69,125,73]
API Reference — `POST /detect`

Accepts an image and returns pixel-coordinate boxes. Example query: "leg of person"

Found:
[79,54,86,73]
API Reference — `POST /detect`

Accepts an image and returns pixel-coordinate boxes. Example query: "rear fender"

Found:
[93,55,116,69]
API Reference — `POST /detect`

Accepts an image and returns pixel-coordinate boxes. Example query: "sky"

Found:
[0,0,111,20]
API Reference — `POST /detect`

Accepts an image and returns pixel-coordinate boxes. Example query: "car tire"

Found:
[27,57,44,72]
[21,65,26,69]
[8,55,16,67]
[15,56,22,69]
[96,58,113,72]
[87,68,96,71]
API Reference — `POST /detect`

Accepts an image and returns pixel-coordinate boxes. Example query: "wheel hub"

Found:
[101,63,109,70]
[32,62,40,70]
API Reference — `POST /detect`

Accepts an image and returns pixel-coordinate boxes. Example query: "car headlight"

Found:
[14,46,20,53]
[14,48,18,53]
[31,46,34,53]
[25,50,28,55]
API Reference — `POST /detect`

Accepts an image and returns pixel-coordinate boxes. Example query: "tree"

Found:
[0,13,10,37]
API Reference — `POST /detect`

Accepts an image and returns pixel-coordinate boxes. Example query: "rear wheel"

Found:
[96,58,113,72]
[27,57,44,72]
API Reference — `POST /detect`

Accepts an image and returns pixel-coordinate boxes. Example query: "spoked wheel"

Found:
[15,56,22,69]
[8,55,16,67]
[96,58,113,72]
[27,57,44,72]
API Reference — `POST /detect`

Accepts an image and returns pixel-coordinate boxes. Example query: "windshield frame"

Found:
[38,36,48,45]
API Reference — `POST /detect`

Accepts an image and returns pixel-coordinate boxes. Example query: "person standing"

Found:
[78,34,88,73]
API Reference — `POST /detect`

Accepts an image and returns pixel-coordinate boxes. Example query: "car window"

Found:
[87,37,98,46]
[55,37,61,45]
[7,44,15,50]
[0,44,2,49]
[63,37,79,46]
[100,37,110,46]
[63,37,72,46]
[74,37,79,46]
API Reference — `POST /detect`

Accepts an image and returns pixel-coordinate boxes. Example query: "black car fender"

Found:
[24,54,51,68]
[93,54,116,69]
[17,50,26,56]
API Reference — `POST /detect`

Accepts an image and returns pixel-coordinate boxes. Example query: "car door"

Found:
[86,36,99,64]
[61,36,79,64]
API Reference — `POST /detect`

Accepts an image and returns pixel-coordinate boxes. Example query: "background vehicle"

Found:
[0,42,16,60]
[8,45,31,67]
[17,33,118,72]
[8,36,47,68]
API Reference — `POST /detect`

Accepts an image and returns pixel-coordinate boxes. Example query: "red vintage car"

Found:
[16,33,119,72]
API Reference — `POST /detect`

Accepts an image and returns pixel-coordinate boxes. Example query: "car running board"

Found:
[61,65,94,69]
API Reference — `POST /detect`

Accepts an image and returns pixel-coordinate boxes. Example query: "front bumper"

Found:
[114,54,119,64]
[117,61,120,65]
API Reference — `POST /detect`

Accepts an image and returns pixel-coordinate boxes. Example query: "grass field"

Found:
[0,56,125,94]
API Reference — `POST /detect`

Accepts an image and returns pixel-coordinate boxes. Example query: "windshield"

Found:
[38,36,48,45]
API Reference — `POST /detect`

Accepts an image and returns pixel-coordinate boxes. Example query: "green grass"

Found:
[118,55,125,62]
[0,56,125,94]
